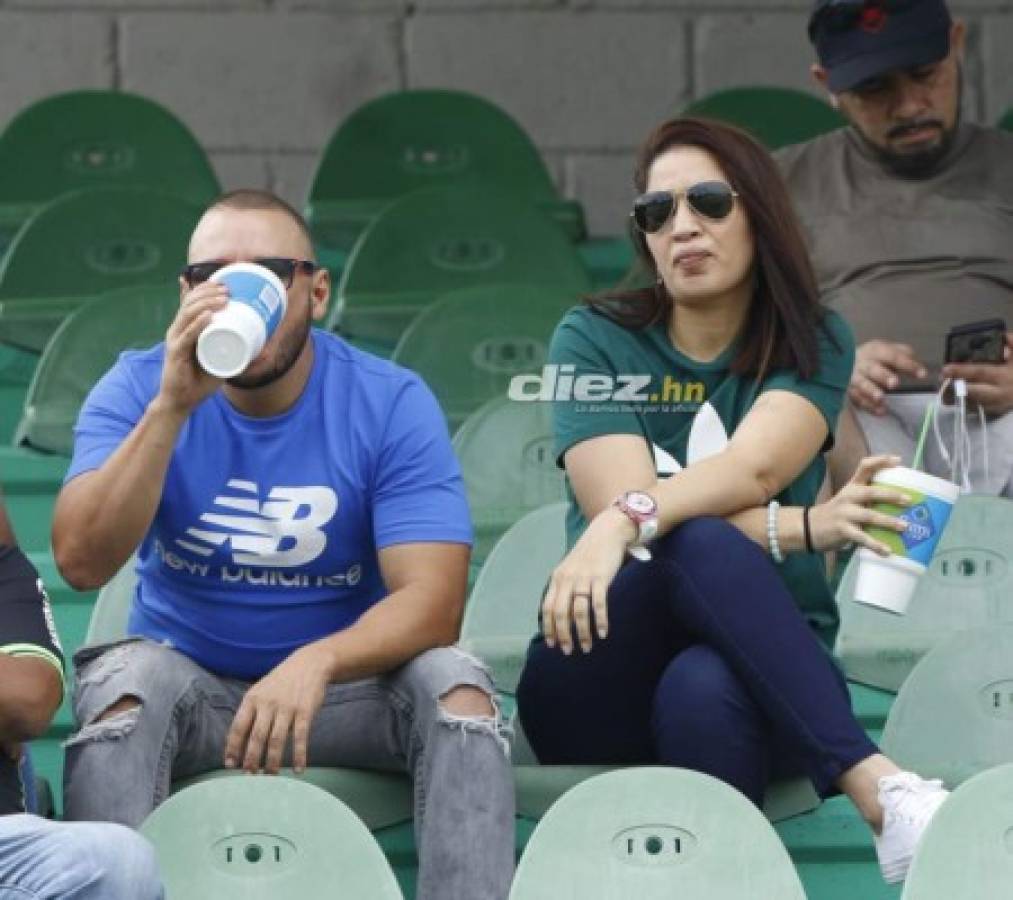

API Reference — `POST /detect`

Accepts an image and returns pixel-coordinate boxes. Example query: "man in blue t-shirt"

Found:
[53,190,514,900]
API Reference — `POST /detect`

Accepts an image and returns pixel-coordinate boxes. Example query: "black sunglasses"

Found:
[631,182,739,234]
[181,257,317,288]
[808,0,917,40]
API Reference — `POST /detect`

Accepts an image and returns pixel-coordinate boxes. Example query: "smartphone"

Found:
[945,318,1007,365]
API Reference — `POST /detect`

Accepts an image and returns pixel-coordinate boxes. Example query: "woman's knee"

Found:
[652,645,758,733]
[652,516,749,563]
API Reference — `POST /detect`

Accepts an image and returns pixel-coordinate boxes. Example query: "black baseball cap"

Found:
[808,0,953,93]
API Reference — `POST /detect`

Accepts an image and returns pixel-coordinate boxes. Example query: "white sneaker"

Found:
[874,771,949,884]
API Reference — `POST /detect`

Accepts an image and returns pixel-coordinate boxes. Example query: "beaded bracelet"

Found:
[767,500,784,564]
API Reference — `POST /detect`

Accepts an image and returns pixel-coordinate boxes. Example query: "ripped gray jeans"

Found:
[64,638,515,900]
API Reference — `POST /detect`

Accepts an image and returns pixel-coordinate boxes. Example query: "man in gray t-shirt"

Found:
[777,0,1013,495]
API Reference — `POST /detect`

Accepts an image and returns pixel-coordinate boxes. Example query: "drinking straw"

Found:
[911,399,935,471]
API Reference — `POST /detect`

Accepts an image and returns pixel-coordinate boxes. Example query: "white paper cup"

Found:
[196,262,287,379]
[852,466,960,615]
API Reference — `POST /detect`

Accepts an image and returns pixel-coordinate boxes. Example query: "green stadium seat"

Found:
[834,495,1013,692]
[452,396,565,573]
[15,284,178,456]
[391,284,574,431]
[0,186,199,352]
[683,86,844,150]
[880,625,1013,787]
[461,502,567,696]
[84,556,137,646]
[0,90,217,257]
[998,108,1013,132]
[509,768,806,899]
[0,447,69,552]
[900,762,1013,899]
[306,88,585,266]
[327,183,591,351]
[141,777,403,899]
[0,344,39,443]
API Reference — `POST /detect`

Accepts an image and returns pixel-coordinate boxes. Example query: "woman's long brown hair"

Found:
[587,117,830,380]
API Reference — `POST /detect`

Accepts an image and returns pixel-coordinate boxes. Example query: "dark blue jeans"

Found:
[516,517,878,806]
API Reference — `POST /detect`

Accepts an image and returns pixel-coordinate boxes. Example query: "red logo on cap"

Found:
[859,4,888,33]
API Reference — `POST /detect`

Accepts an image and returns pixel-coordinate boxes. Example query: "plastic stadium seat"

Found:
[0,447,69,552]
[879,624,1013,787]
[391,283,574,431]
[84,557,138,646]
[683,86,844,150]
[141,777,402,899]
[509,768,806,900]
[14,285,178,456]
[452,396,565,572]
[900,762,1013,899]
[0,90,217,258]
[999,108,1013,132]
[0,344,39,443]
[0,186,199,352]
[834,495,1013,692]
[461,502,568,692]
[306,88,585,261]
[326,183,591,351]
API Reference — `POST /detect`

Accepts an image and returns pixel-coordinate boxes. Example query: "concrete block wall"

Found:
[1,0,1010,236]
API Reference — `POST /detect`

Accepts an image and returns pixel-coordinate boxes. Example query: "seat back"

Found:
[880,624,1013,786]
[84,559,137,646]
[834,495,1013,691]
[16,285,177,455]
[0,90,218,208]
[0,186,198,352]
[328,183,590,349]
[453,396,565,569]
[140,777,403,899]
[391,283,574,431]
[998,108,1013,132]
[509,768,806,899]
[307,88,583,251]
[462,502,567,694]
[683,86,844,149]
[901,762,1013,899]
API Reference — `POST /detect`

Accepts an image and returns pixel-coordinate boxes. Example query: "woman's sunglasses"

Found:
[631,181,739,234]
[180,257,317,288]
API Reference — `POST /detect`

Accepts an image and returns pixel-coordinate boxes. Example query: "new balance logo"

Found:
[176,480,338,567]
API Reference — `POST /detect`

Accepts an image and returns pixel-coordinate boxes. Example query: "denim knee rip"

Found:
[436,648,513,758]
[65,641,147,747]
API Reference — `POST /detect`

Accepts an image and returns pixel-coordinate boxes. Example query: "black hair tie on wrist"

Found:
[803,505,815,554]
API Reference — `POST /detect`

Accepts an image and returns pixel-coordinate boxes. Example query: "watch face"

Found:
[625,492,656,515]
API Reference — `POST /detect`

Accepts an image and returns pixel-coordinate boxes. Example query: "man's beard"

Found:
[850,68,963,179]
[227,307,312,390]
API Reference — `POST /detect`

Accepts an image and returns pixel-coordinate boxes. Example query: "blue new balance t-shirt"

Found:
[66,329,472,680]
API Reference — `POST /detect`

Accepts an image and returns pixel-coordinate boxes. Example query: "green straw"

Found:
[911,400,935,471]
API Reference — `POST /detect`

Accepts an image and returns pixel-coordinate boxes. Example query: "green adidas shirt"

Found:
[549,305,855,643]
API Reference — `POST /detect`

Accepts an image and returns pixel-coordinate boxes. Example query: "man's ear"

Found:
[310,268,331,322]
[812,65,841,109]
[950,20,966,61]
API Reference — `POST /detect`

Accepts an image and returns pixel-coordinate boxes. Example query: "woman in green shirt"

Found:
[516,117,946,885]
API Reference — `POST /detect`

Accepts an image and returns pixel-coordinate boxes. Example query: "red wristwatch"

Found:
[612,491,658,561]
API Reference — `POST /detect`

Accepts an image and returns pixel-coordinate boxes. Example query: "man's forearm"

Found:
[312,584,462,685]
[53,397,188,589]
